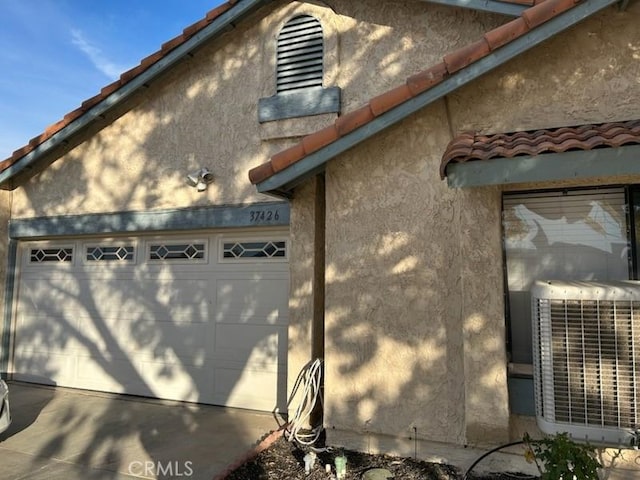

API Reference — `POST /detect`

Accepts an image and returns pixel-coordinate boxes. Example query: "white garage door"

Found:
[12,230,289,412]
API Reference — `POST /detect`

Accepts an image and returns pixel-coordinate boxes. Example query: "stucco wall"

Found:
[320,0,640,454]
[447,4,640,134]
[323,101,483,445]
[286,179,317,418]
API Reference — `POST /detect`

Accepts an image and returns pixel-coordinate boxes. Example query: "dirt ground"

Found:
[223,436,539,480]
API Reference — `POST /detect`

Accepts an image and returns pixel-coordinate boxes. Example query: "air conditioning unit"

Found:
[531,280,640,446]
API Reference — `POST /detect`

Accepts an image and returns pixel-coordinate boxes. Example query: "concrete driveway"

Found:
[0,382,280,479]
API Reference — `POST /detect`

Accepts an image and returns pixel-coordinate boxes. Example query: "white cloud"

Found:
[70,29,125,80]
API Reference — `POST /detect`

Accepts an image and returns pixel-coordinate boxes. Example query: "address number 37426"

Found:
[249,209,281,222]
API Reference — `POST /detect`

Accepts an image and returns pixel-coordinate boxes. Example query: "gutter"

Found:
[419,0,528,17]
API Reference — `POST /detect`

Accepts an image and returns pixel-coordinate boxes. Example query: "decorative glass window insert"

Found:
[223,241,286,259]
[30,248,73,263]
[86,246,134,262]
[149,243,205,261]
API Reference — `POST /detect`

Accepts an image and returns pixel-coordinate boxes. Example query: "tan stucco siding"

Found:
[323,102,478,444]
[457,187,509,444]
[447,5,640,135]
[332,1,503,112]
[322,3,640,450]
[286,180,318,416]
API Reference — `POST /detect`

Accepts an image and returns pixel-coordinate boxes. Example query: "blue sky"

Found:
[0,1,224,159]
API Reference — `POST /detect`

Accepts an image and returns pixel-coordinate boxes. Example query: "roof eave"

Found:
[0,0,274,190]
[255,0,620,196]
[418,0,527,17]
[446,144,640,187]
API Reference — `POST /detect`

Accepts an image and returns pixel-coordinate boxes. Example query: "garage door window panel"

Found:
[221,240,287,261]
[29,247,73,263]
[86,245,135,262]
[148,242,206,262]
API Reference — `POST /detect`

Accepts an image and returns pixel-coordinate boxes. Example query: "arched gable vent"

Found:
[276,15,323,93]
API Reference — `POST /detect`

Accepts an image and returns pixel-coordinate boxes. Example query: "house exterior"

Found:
[2,0,640,476]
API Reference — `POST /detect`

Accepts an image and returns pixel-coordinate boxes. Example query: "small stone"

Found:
[362,468,393,480]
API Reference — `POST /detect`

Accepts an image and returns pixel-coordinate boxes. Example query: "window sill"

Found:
[508,362,533,378]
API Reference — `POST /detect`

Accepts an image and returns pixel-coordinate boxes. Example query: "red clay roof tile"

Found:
[80,94,103,111]
[119,64,146,84]
[161,35,186,53]
[484,17,530,50]
[183,17,213,39]
[63,108,85,123]
[440,119,640,178]
[140,50,166,69]
[248,161,275,185]
[443,39,491,74]
[0,1,239,174]
[302,124,340,155]
[100,80,122,97]
[522,0,578,28]
[44,119,66,137]
[369,85,413,117]
[406,62,448,96]
[11,145,34,161]
[206,3,232,21]
[271,143,307,173]
[335,105,375,137]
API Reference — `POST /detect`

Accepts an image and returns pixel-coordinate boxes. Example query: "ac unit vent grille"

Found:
[532,281,640,445]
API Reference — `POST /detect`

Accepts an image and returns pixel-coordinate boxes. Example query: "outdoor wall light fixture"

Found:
[186,168,215,192]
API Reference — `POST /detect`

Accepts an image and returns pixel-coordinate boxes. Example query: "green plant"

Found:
[523,432,602,480]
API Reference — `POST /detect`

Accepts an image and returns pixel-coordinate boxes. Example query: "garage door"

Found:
[11,230,289,412]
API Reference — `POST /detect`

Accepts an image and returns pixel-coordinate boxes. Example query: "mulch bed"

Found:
[222,434,539,480]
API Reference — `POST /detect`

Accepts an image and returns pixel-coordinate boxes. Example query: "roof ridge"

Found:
[0,0,241,172]
[248,0,585,186]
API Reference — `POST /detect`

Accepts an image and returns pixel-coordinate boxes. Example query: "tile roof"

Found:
[248,0,585,186]
[0,0,241,173]
[440,119,640,178]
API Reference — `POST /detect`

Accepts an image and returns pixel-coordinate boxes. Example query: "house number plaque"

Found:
[249,208,281,223]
